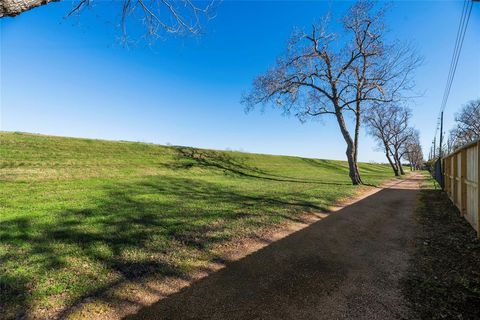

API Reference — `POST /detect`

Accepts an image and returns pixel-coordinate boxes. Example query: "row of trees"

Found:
[243,1,423,184]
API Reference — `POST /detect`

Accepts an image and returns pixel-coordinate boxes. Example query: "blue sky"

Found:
[1,0,479,162]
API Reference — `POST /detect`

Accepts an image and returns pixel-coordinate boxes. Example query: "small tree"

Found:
[242,1,420,185]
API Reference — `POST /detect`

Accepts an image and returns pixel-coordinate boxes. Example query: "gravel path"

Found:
[126,174,422,320]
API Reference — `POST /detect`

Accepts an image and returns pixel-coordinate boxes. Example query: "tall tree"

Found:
[1,0,216,41]
[242,1,421,185]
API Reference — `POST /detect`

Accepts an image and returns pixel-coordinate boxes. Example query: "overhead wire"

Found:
[431,0,474,158]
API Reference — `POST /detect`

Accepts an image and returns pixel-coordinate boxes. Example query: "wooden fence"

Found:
[443,140,480,236]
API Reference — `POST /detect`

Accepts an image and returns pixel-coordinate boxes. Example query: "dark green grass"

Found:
[0,132,393,319]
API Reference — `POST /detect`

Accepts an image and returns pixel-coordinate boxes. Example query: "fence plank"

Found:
[453,153,458,205]
[456,153,462,207]
[442,140,480,237]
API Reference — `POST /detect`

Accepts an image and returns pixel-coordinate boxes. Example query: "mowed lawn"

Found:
[0,132,393,319]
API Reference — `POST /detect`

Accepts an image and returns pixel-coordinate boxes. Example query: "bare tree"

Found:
[388,107,413,175]
[242,1,421,185]
[402,130,423,171]
[1,0,216,41]
[364,104,415,176]
[364,104,400,176]
[448,98,480,150]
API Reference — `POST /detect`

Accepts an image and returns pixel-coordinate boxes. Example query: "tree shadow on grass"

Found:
[124,186,420,320]
[167,147,352,186]
[0,175,331,320]
[302,158,390,187]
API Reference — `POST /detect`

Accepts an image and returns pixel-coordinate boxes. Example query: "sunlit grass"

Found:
[0,131,394,319]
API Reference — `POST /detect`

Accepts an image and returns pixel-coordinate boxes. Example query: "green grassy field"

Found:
[0,131,394,319]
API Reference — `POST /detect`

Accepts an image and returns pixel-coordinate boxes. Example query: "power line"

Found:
[441,0,468,107]
[441,0,473,112]
[431,0,474,159]
[433,0,468,149]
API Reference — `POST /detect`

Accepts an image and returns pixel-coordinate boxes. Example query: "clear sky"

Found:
[1,0,479,162]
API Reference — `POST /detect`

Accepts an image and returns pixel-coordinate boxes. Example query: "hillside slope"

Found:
[0,132,393,319]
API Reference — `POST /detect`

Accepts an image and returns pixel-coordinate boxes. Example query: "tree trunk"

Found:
[335,109,362,185]
[353,104,363,184]
[398,162,405,175]
[0,0,58,17]
[395,154,405,175]
[346,144,362,185]
[353,103,361,164]
[385,148,399,176]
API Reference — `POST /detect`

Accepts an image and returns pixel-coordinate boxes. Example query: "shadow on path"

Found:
[125,177,421,320]
[1,175,333,320]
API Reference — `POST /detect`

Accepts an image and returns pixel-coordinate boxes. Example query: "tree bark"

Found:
[353,102,363,184]
[384,147,399,176]
[398,162,405,175]
[335,109,362,185]
[395,153,405,175]
[386,150,398,176]
[353,104,360,164]
[0,0,59,18]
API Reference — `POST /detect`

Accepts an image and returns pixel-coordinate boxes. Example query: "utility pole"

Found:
[439,111,444,190]
[433,136,436,159]
[439,111,444,158]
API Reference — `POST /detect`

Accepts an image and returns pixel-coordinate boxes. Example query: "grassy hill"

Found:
[0,132,393,319]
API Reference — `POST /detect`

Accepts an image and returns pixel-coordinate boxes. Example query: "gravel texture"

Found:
[126,174,423,320]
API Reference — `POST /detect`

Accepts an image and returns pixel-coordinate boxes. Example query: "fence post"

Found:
[445,157,449,195]
[453,154,457,205]
[449,157,452,196]
[461,149,466,216]
[449,156,453,198]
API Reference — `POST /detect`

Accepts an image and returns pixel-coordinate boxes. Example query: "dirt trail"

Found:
[125,173,423,320]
